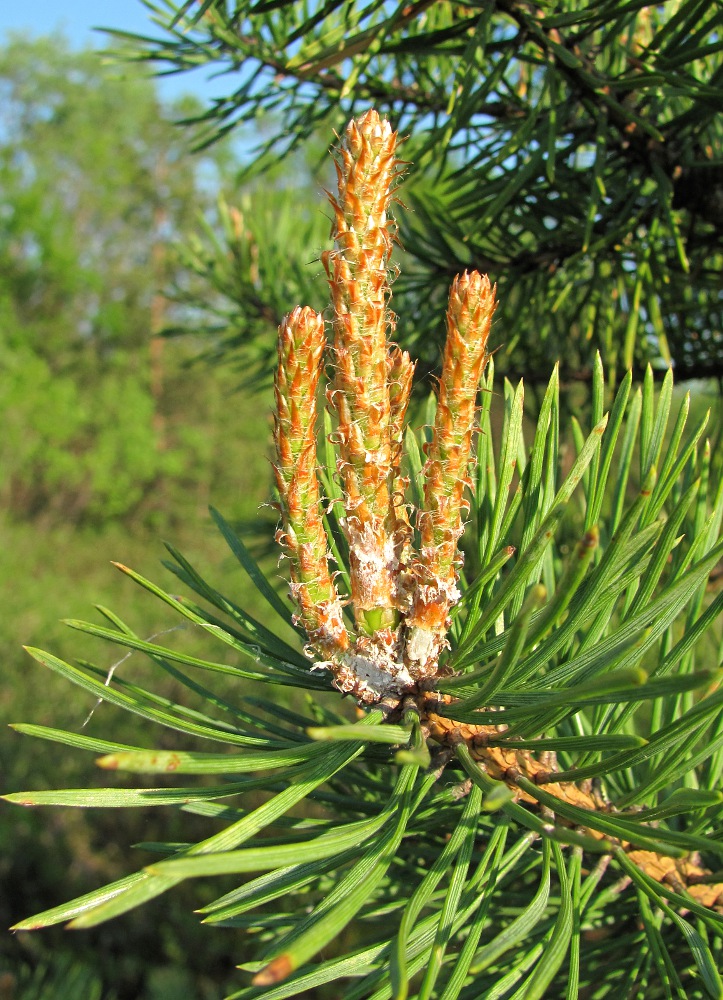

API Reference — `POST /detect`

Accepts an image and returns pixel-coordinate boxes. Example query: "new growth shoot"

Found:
[271,113,723,917]
[273,110,496,705]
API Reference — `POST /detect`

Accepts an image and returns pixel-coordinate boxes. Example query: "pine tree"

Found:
[6,106,723,1000]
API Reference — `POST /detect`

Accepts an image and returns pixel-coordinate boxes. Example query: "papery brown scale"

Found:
[272,465,287,499]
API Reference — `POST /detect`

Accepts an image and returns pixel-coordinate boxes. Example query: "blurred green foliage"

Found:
[0,33,281,999]
[0,34,241,527]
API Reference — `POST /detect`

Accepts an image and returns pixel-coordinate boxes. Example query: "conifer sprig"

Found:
[8,103,723,1000]
[407,271,496,676]
[273,306,348,659]
[269,111,723,914]
[323,109,402,637]
[276,110,495,701]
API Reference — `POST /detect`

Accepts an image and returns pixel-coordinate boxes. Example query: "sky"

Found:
[0,0,221,104]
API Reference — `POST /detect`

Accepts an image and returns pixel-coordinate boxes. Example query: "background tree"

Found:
[0,33,247,523]
[0,34,206,360]
[113,0,723,386]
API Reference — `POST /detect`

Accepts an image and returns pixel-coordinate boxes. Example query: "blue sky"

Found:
[0,0,220,103]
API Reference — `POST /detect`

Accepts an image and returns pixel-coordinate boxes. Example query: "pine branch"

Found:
[427,696,723,911]
[117,0,723,383]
